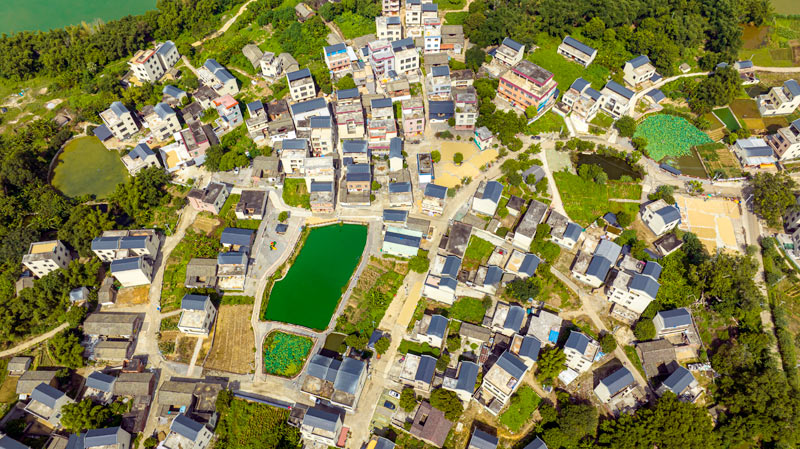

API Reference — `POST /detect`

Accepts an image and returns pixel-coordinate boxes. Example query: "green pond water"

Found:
[52,136,129,199]
[0,0,157,34]
[264,224,368,331]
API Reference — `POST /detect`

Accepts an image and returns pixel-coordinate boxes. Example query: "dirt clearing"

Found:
[204,305,255,374]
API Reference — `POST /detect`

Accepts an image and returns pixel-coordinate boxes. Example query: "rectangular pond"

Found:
[263,224,367,331]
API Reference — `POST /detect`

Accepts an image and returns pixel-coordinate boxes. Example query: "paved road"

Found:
[0,323,68,358]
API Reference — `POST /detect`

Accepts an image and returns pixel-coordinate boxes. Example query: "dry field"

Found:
[204,305,256,374]
[192,215,222,235]
[114,286,149,307]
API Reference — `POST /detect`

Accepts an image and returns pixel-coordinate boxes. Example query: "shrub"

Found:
[278,211,289,222]
[430,389,463,421]
[454,152,464,164]
[400,388,417,411]
[634,319,656,341]
[615,116,637,137]
[600,333,618,353]
[431,150,442,163]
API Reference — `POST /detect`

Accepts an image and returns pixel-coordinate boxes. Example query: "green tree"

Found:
[750,172,797,227]
[431,150,441,163]
[58,206,115,257]
[430,388,463,420]
[400,387,417,412]
[600,333,617,353]
[465,46,486,72]
[507,277,542,300]
[409,253,430,273]
[336,74,356,90]
[614,116,637,138]
[278,211,289,222]
[536,347,566,383]
[616,211,632,228]
[374,336,390,355]
[60,398,119,432]
[50,329,85,368]
[453,152,464,164]
[436,352,451,372]
[633,319,656,341]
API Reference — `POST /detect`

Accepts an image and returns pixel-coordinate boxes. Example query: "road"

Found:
[0,323,68,358]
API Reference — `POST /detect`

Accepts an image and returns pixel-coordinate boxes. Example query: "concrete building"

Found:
[402,97,425,138]
[757,79,800,116]
[561,77,603,122]
[512,199,549,250]
[368,39,395,82]
[441,25,465,55]
[389,138,403,172]
[471,180,503,216]
[310,181,335,214]
[287,68,316,102]
[345,163,371,193]
[427,66,451,99]
[428,100,454,122]
[382,226,423,258]
[162,414,213,449]
[766,118,800,161]
[235,190,268,220]
[110,257,153,287]
[563,331,599,373]
[216,251,248,291]
[600,81,635,118]
[335,89,366,142]
[184,258,217,289]
[259,51,283,78]
[453,86,478,130]
[245,100,269,142]
[323,43,352,78]
[308,116,335,156]
[101,102,139,141]
[24,383,73,427]
[389,182,413,207]
[474,126,494,151]
[199,59,239,96]
[302,354,368,412]
[526,308,562,346]
[623,55,657,87]
[290,97,330,129]
[213,95,243,130]
[177,122,219,163]
[571,239,622,287]
[594,367,636,403]
[186,181,231,214]
[22,240,72,278]
[121,143,161,175]
[546,210,582,250]
[377,16,403,41]
[91,229,160,262]
[128,41,179,83]
[477,351,528,414]
[83,312,141,338]
[392,38,419,76]
[498,61,558,114]
[342,139,370,165]
[490,302,526,337]
[607,260,662,316]
[412,314,449,348]
[442,360,479,402]
[422,183,447,216]
[422,7,442,54]
[405,0,423,28]
[557,36,597,67]
[733,137,777,166]
[400,353,437,391]
[178,294,217,336]
[510,334,541,366]
[641,199,681,236]
[495,38,525,67]
[300,407,343,447]
[654,308,694,338]
[383,0,400,15]
[143,102,181,141]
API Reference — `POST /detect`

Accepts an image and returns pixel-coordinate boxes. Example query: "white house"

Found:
[110,257,153,287]
[301,408,343,447]
[178,294,217,336]
[757,79,800,116]
[476,350,528,414]
[600,81,635,118]
[733,137,777,167]
[594,367,636,403]
[557,36,597,67]
[24,383,74,427]
[382,226,423,258]
[442,361,479,402]
[101,102,139,141]
[76,427,131,449]
[656,366,699,400]
[412,314,449,348]
[128,40,179,83]
[606,260,662,315]
[494,37,525,67]
[422,254,460,304]
[377,16,403,42]
[162,414,214,449]
[121,143,161,175]
[392,38,419,76]
[561,77,603,122]
[471,181,503,216]
[144,102,181,141]
[623,55,657,87]
[563,331,599,373]
[22,240,72,278]
[546,210,582,250]
[641,199,681,236]
[199,59,239,96]
[653,308,694,337]
[571,239,622,287]
[422,183,448,216]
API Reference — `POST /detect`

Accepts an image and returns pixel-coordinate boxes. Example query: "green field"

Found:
[51,136,129,198]
[553,172,641,226]
[282,178,311,209]
[462,236,495,270]
[712,107,741,132]
[527,111,567,135]
[444,12,468,25]
[262,331,313,377]
[215,396,301,449]
[499,385,541,432]
[334,11,376,39]
[526,34,610,96]
[773,0,800,16]
[633,114,713,161]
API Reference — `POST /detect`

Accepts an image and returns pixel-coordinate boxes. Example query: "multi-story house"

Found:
[442,360,479,402]
[766,118,800,161]
[178,122,219,163]
[498,61,558,114]
[422,183,447,215]
[369,39,396,82]
[121,143,161,175]
[476,351,529,414]
[309,116,335,156]
[451,69,474,88]
[162,415,214,449]
[90,230,161,263]
[101,102,139,141]
[561,77,603,122]
[368,118,397,154]
[304,156,335,185]
[143,102,181,141]
[495,37,525,67]
[323,43,352,78]
[342,139,370,164]
[571,239,622,287]
[557,36,597,67]
[111,256,154,287]
[757,79,800,116]
[267,116,297,144]
[452,86,478,130]
[441,25,465,55]
[290,97,330,130]
[187,181,231,213]
[345,163,372,193]
[300,407,342,447]
[287,68,316,102]
[402,97,425,138]
[427,66,451,99]
[213,95,243,130]
[417,153,434,184]
[422,6,442,54]
[178,294,217,336]
[405,0,422,30]
[607,258,662,317]
[594,367,636,404]
[389,137,403,171]
[428,100,454,123]
[733,136,777,167]
[245,100,269,142]
[641,199,681,236]
[392,38,419,76]
[546,210,582,250]
[563,331,600,373]
[377,16,403,41]
[279,139,309,175]
[22,240,72,278]
[512,199,548,250]
[599,81,635,118]
[371,97,394,120]
[653,308,695,338]
[199,59,239,96]
[335,89,366,141]
[259,51,282,78]
[302,355,367,412]
[382,0,400,15]
[310,181,335,214]
[128,41,179,83]
[623,55,657,88]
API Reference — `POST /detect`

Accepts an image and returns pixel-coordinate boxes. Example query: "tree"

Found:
[278,211,289,222]
[616,211,632,228]
[60,398,119,432]
[436,352,451,372]
[453,153,464,164]
[430,388,463,421]
[600,333,617,353]
[374,336,390,355]
[634,319,656,341]
[336,74,356,90]
[50,329,85,368]
[431,150,441,163]
[507,277,542,300]
[400,388,417,412]
[58,206,115,257]
[536,347,566,383]
[465,46,485,72]
[507,172,523,186]
[750,172,797,227]
[409,253,430,273]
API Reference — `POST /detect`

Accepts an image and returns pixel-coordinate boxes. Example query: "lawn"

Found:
[444,11,468,25]
[262,331,313,377]
[334,11,376,39]
[553,171,641,227]
[499,385,541,432]
[712,107,741,132]
[527,111,567,135]
[214,396,301,449]
[449,297,489,324]
[590,112,615,129]
[51,136,129,198]
[526,34,610,95]
[633,114,713,161]
[434,0,466,10]
[282,178,310,209]
[462,236,495,270]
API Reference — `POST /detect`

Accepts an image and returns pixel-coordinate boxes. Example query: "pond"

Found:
[51,136,129,199]
[664,149,709,179]
[0,0,156,34]
[263,224,368,331]
[576,153,641,180]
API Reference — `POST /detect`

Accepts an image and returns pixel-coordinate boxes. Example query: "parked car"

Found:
[388,390,400,399]
[383,401,396,410]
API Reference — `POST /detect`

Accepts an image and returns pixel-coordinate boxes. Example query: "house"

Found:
[84,371,117,404]
[310,116,335,156]
[383,209,408,225]
[294,2,315,22]
[83,312,141,338]
[161,414,214,449]
[268,115,297,144]
[422,254,459,303]
[474,127,494,151]
[512,199,548,250]
[213,95,243,130]
[128,41,179,83]
[402,97,425,138]
[451,69,474,88]
[323,43,352,77]
[7,357,32,376]
[471,181,503,216]
[473,265,504,295]
[143,102,180,141]
[445,222,472,257]
[392,38,419,76]
[260,52,283,78]
[405,0,423,27]
[279,139,308,176]
[121,143,161,175]
[24,383,73,427]
[558,36,597,67]
[654,233,683,257]
[600,81,635,118]
[178,294,217,336]
[422,183,447,216]
[491,302,526,336]
[526,308,563,346]
[368,39,396,81]
[510,334,541,366]
[623,55,657,87]
[67,427,131,449]
[495,37,525,67]
[242,44,264,70]
[367,118,398,154]
[452,86,479,130]
[93,340,133,361]
[335,89,366,142]
[216,251,248,291]
[442,360,479,402]
[15,274,34,295]
[412,314,449,348]
[654,308,694,337]
[186,181,231,214]
[636,339,677,379]
[110,257,154,287]
[428,100,454,122]
[388,138,404,172]
[245,100,269,141]
[757,79,800,116]
[423,52,449,73]
[409,402,453,448]
[287,68,316,102]
[235,190,268,220]
[523,438,548,449]
[546,211,582,250]
[91,230,160,262]
[345,163,372,193]
[69,286,89,305]
[22,240,72,278]
[199,59,239,96]
[193,85,217,110]
[389,182,413,207]
[477,351,528,414]
[733,137,777,166]
[656,365,699,400]
[561,77,603,122]
[100,102,139,141]
[304,155,335,184]
[377,16,402,41]
[302,354,367,412]
[371,97,394,121]
[766,118,800,161]
[468,429,498,449]
[16,372,58,400]
[498,61,558,113]
[427,66,452,99]
[177,122,219,164]
[0,436,28,449]
[422,5,442,53]
[300,407,342,447]
[594,367,636,403]
[290,98,330,130]
[563,331,600,373]
[310,181,336,214]
[459,322,491,345]
[504,250,540,278]
[251,156,280,185]
[606,260,662,316]
[571,239,622,287]
[382,226,423,258]
[441,25,465,55]
[417,153,434,184]
[400,354,437,391]
[155,378,224,417]
[641,199,681,236]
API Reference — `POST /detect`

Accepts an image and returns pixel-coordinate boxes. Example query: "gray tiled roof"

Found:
[181,294,209,311]
[333,357,365,394]
[86,372,116,393]
[519,335,541,361]
[415,355,437,383]
[655,205,681,224]
[31,383,64,409]
[662,366,694,394]
[604,80,635,100]
[454,361,478,393]
[656,308,692,328]
[519,254,541,276]
[389,182,411,193]
[629,274,660,299]
[425,183,448,199]
[503,305,525,331]
[171,414,205,440]
[303,407,340,432]
[469,428,498,449]
[84,427,123,448]
[600,367,634,396]
[495,350,527,380]
[389,137,403,158]
[570,77,590,93]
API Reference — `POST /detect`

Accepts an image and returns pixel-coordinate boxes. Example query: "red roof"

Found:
[337,427,349,447]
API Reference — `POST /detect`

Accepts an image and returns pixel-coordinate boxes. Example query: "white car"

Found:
[388,390,400,399]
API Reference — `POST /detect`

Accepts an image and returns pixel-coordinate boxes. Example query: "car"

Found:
[383,401,396,410]
[388,390,400,399]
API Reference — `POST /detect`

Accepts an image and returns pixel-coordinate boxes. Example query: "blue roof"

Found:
[470,429,498,449]
[282,138,308,150]
[454,361,479,393]
[736,60,754,69]
[646,89,666,103]
[479,181,503,203]
[502,37,523,52]
[562,36,596,57]
[389,137,403,158]
[220,228,254,247]
[604,80,635,100]
[587,239,621,279]
[217,251,248,265]
[157,40,176,56]
[383,209,408,222]
[504,305,525,331]
[324,43,347,55]
[275,223,289,233]
[427,314,448,339]
[109,101,128,117]
[310,181,333,192]
[519,253,541,276]
[333,357,365,394]
[204,59,224,73]
[342,139,368,154]
[586,88,603,101]
[655,204,681,224]
[287,68,312,82]
[391,37,413,50]
[303,407,340,432]
[422,3,437,11]
[570,77,590,93]
[600,367,634,396]
[441,255,461,278]
[564,222,582,242]
[371,97,392,109]
[603,212,618,227]
[92,125,113,141]
[660,163,681,175]
[785,79,800,97]
[628,55,651,68]
[171,414,205,440]
[162,85,185,98]
[484,266,504,286]
[385,231,420,248]
[429,101,454,115]
[290,97,328,115]
[439,276,458,290]
[415,355,437,382]
[519,335,541,361]
[432,66,450,77]
[337,88,360,100]
[130,143,155,160]
[0,435,29,449]
[662,366,694,395]
[629,273,660,299]
[181,294,209,311]
[86,372,116,393]
[91,235,118,250]
[31,383,63,409]
[565,331,591,353]
[656,308,692,329]
[347,171,371,182]
[642,261,662,279]
[425,183,448,199]
[154,102,174,120]
[307,354,340,381]
[309,116,331,128]
[495,350,527,380]
[247,100,263,115]
[119,235,148,250]
[110,257,143,273]
[523,437,548,449]
[389,182,411,193]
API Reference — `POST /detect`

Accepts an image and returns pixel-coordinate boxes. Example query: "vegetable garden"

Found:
[263,331,313,378]
[634,114,713,161]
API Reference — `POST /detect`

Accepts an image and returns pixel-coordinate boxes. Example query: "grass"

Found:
[262,331,313,377]
[553,171,641,227]
[398,340,441,357]
[526,33,610,95]
[434,0,466,10]
[449,297,488,324]
[729,99,761,119]
[634,114,713,161]
[338,257,409,336]
[215,397,300,449]
[51,136,129,198]
[462,236,495,270]
[282,178,310,209]
[590,112,615,129]
[334,11,376,39]
[527,111,567,135]
[712,107,741,132]
[624,345,646,379]
[220,295,255,305]
[444,11,468,25]
[499,385,541,432]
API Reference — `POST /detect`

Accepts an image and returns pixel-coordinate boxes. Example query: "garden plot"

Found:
[634,114,712,161]
[712,107,741,132]
[695,143,742,179]
[114,286,149,307]
[729,99,764,130]
[675,195,745,253]
[204,305,255,374]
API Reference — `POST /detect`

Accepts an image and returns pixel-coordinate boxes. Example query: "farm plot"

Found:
[205,305,256,374]
[695,143,743,178]
[634,114,713,161]
[337,257,409,331]
[263,331,313,377]
[712,107,741,132]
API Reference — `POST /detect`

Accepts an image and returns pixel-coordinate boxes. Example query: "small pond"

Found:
[576,153,641,180]
[51,136,129,198]
[664,149,709,179]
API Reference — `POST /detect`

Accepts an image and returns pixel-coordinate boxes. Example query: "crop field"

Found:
[763,116,790,133]
[263,331,313,377]
[205,305,255,374]
[695,143,742,178]
[462,236,495,270]
[634,114,713,161]
[553,172,641,226]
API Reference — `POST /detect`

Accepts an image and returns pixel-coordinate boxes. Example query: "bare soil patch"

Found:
[204,305,255,374]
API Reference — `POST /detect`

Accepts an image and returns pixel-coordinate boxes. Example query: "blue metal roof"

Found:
[660,163,681,175]
[586,88,603,101]
[495,350,527,381]
[604,80,634,100]
[290,97,328,115]
[324,43,347,55]
[563,223,582,242]
[425,183,448,199]
[785,79,800,97]
[629,273,660,299]
[600,367,634,396]
[502,37,523,52]
[391,37,413,50]
[371,97,392,109]
[429,101,454,115]
[282,138,308,150]
[347,171,371,182]
[646,89,666,103]
[484,266,504,286]
[523,437,548,449]
[422,3,437,11]
[130,143,155,160]
[303,407,340,432]
[454,361,478,393]
[565,331,590,353]
[109,101,128,117]
[181,294,209,311]
[389,182,411,193]
[519,335,541,361]
[119,235,148,250]
[642,261,662,279]
[441,255,461,278]
[415,355,437,382]
[31,383,64,409]
[662,366,694,395]
[562,36,596,57]
[470,429,498,449]
[309,116,331,128]
[287,68,312,82]
[389,137,403,158]
[343,139,368,153]
[162,84,185,98]
[519,253,540,276]
[110,257,143,273]
[384,231,420,248]
[220,228,254,247]
[337,88,360,100]
[504,305,525,331]
[628,55,651,69]
[0,435,29,449]
[154,102,174,120]
[92,236,120,251]
[217,251,248,265]
[86,372,116,393]
[587,239,621,279]
[204,59,224,72]
[310,181,333,192]
[307,354,341,381]
[655,204,681,224]
[657,308,692,329]
[480,181,503,203]
[333,357,365,394]
[92,125,113,141]
[604,211,619,226]
[427,314,448,339]
[247,100,263,115]
[569,77,590,93]
[383,209,408,222]
[171,414,205,440]
[439,276,458,290]
[736,60,754,69]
